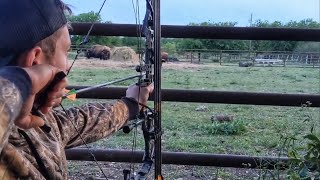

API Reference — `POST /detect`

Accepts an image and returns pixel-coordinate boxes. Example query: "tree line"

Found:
[68,11,320,54]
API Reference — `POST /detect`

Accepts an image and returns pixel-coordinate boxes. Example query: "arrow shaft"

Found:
[64,74,144,98]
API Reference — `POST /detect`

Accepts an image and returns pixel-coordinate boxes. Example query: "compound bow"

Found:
[64,0,163,179]
[121,1,162,179]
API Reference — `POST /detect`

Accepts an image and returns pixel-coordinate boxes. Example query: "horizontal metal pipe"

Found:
[69,22,320,41]
[67,86,320,107]
[65,148,288,169]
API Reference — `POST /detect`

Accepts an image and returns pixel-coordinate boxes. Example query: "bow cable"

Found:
[60,0,109,179]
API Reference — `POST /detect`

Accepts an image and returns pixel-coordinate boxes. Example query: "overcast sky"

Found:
[64,0,320,26]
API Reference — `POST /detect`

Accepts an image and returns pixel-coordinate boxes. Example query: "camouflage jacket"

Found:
[0,67,30,153]
[0,67,138,180]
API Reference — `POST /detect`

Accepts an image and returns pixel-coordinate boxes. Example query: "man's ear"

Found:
[17,46,43,67]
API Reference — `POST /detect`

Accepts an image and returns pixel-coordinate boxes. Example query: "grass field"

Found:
[65,59,320,179]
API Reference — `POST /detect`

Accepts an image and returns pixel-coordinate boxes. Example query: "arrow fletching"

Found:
[64,89,77,101]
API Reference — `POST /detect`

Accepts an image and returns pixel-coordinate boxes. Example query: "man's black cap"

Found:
[0,0,68,66]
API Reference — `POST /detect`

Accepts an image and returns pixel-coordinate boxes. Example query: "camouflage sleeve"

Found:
[50,97,139,148]
[0,67,31,152]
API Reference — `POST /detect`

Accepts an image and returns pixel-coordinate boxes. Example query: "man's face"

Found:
[48,26,71,73]
[27,25,71,110]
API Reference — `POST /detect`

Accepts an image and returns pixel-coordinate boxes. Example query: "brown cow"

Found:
[86,45,111,60]
[161,51,169,62]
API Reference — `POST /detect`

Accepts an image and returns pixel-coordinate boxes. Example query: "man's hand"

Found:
[15,64,68,129]
[126,83,154,111]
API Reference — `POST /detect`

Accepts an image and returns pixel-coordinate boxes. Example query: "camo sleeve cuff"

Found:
[120,97,139,120]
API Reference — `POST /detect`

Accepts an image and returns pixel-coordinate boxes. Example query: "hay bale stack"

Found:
[110,46,139,62]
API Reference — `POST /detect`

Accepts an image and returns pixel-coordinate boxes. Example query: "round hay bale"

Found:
[110,46,139,62]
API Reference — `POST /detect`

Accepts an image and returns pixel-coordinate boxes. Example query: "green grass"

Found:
[65,61,320,179]
[163,66,319,93]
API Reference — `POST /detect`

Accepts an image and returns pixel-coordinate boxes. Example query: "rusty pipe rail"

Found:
[65,148,288,170]
[69,22,320,41]
[67,86,320,107]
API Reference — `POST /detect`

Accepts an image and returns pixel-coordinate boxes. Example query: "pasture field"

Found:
[65,59,320,179]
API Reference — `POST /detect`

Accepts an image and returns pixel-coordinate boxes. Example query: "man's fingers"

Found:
[40,106,52,114]
[15,65,67,130]
[15,115,45,129]
[42,87,65,105]
[38,81,67,113]
[47,89,65,102]
[52,78,68,92]
[39,97,62,113]
[148,82,154,92]
[28,115,45,128]
[23,64,65,94]
[52,98,62,107]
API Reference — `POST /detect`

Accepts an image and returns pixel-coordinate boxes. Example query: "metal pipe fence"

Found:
[66,22,320,170]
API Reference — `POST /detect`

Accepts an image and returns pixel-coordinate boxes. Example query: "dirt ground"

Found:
[67,160,266,180]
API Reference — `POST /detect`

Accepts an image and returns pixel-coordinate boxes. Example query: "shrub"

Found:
[204,120,247,135]
[287,133,320,179]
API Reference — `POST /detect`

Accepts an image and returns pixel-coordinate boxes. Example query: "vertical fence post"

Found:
[191,52,193,63]
[219,50,222,65]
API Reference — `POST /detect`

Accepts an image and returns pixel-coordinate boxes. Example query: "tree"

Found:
[162,41,177,55]
[286,18,320,29]
[67,12,122,47]
[67,11,102,23]
[186,21,249,51]
[177,39,203,50]
[67,14,320,53]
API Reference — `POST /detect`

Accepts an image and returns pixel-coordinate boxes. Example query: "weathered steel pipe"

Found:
[65,148,289,169]
[69,22,320,41]
[67,86,320,107]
